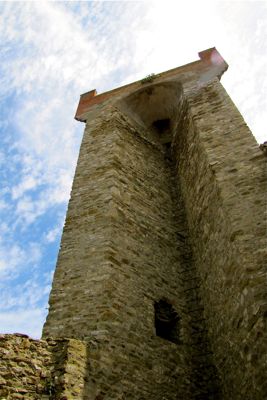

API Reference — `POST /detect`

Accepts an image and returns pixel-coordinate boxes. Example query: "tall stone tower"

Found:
[2,48,265,400]
[41,48,267,399]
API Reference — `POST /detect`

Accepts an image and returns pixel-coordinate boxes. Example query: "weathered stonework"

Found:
[1,48,266,399]
[0,334,87,399]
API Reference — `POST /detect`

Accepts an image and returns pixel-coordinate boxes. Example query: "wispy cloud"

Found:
[0,240,42,279]
[0,308,47,339]
[45,227,61,244]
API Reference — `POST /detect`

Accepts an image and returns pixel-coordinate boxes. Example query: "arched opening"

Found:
[117,81,183,145]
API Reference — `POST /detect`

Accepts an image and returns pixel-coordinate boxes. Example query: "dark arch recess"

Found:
[117,81,183,144]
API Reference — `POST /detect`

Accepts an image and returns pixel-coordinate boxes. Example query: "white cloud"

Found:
[45,225,62,244]
[11,175,38,200]
[0,270,53,338]
[0,244,24,276]
[0,240,42,279]
[0,275,50,310]
[0,308,46,339]
[0,200,9,211]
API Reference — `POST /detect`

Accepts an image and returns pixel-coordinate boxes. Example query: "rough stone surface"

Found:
[0,334,87,399]
[174,78,267,399]
[1,49,266,399]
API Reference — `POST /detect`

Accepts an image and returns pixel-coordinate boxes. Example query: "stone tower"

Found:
[42,47,266,399]
[1,48,266,400]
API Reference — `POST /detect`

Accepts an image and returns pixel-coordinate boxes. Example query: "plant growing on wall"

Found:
[44,378,56,397]
[141,73,159,84]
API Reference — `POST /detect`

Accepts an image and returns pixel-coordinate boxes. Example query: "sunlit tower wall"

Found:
[43,48,267,400]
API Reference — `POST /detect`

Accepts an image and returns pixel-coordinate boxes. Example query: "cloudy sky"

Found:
[0,1,266,338]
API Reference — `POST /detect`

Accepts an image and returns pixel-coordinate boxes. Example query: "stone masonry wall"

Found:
[173,78,267,399]
[2,52,266,399]
[43,101,223,399]
[0,334,87,399]
[41,61,266,399]
[44,106,190,399]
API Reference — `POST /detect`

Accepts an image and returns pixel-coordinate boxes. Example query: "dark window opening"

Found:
[154,300,180,344]
[152,118,171,135]
[164,142,172,162]
[165,142,171,149]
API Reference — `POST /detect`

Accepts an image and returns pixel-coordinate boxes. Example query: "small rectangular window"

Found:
[154,300,180,344]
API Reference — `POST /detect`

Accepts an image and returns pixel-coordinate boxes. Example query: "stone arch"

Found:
[117,81,184,144]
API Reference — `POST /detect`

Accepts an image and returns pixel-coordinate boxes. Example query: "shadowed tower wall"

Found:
[43,49,267,400]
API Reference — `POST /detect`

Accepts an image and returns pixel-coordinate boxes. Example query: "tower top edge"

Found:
[75,47,228,122]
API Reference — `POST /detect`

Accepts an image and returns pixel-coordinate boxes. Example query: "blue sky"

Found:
[0,1,266,338]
